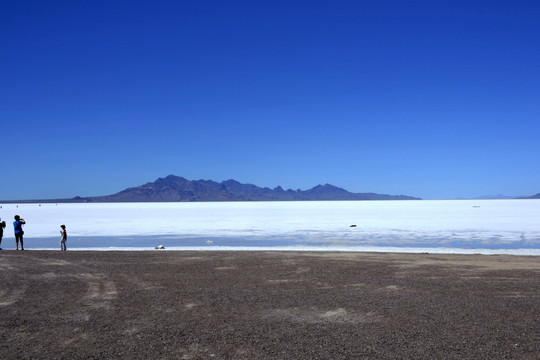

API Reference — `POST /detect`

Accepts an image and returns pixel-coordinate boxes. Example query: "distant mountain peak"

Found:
[519,193,540,199]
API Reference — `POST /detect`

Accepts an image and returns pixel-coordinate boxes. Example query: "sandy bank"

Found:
[1,251,539,359]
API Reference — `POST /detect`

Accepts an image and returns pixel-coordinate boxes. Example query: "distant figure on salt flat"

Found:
[13,215,26,251]
[0,220,6,250]
[60,225,67,251]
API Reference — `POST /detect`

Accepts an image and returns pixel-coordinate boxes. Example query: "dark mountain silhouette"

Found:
[519,193,540,199]
[76,175,421,202]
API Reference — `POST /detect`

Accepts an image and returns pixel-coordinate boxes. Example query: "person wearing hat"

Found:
[60,225,67,251]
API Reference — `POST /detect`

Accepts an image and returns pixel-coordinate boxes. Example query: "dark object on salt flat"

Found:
[350,225,357,227]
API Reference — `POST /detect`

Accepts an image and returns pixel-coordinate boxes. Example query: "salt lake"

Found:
[0,199,539,254]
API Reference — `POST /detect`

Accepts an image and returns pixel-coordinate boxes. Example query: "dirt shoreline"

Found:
[1,251,539,359]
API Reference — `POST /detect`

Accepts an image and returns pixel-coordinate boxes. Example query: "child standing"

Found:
[60,225,67,251]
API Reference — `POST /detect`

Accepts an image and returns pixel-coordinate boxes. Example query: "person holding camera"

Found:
[13,215,26,250]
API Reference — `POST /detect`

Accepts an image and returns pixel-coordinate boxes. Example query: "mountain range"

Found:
[4,175,538,203]
[71,175,421,202]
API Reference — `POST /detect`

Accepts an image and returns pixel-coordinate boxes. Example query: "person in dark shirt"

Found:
[0,220,6,250]
[13,215,26,251]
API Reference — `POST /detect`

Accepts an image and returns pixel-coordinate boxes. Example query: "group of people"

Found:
[0,215,68,251]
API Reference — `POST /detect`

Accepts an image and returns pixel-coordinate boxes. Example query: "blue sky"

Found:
[1,0,539,200]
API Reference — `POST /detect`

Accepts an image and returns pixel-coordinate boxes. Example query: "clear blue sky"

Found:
[1,0,539,200]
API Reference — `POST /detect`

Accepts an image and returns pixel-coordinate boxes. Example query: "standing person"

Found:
[0,221,6,250]
[13,215,26,251]
[60,225,67,251]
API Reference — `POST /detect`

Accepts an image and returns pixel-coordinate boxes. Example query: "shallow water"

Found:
[1,200,539,254]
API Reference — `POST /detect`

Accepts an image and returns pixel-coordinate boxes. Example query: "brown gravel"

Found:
[1,251,540,359]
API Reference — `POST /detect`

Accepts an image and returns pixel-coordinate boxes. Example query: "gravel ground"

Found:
[1,251,539,359]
